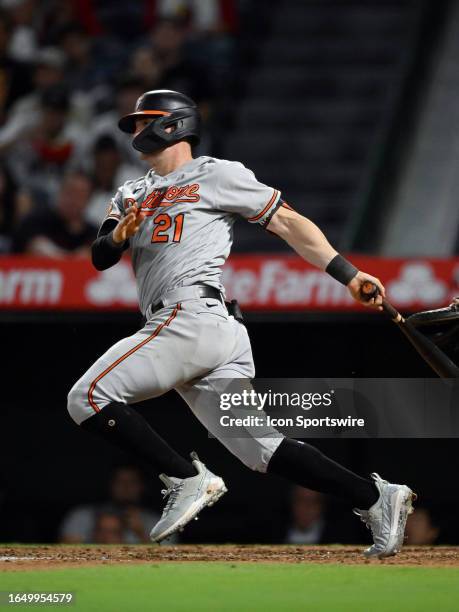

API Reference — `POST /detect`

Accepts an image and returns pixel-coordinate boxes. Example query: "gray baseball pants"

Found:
[67,287,283,472]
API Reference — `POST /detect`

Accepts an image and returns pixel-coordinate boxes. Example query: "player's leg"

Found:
[177,320,416,558]
[178,374,378,507]
[67,304,196,479]
[181,374,415,557]
[268,438,416,558]
[178,317,378,504]
[67,299,237,541]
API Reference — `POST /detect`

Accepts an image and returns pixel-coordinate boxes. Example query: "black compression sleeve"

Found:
[268,438,378,509]
[91,219,129,271]
[80,402,196,479]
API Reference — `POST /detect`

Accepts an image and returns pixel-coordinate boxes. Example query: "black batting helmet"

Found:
[118,89,201,154]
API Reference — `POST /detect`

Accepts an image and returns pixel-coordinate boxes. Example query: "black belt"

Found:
[150,285,223,315]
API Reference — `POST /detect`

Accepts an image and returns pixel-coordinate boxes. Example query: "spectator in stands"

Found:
[86,75,147,171]
[0,162,32,252]
[285,487,327,544]
[6,84,86,207]
[0,47,66,152]
[13,171,96,256]
[57,23,104,94]
[151,17,187,73]
[3,0,38,62]
[405,507,440,545]
[39,0,91,46]
[129,46,163,93]
[85,135,139,226]
[158,0,238,34]
[155,2,237,100]
[85,1,152,40]
[149,17,205,99]
[91,510,125,544]
[147,17,215,151]
[0,8,32,125]
[0,0,238,248]
[59,466,160,544]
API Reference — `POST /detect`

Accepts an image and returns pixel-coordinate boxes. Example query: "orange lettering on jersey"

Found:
[140,183,200,215]
[142,190,164,210]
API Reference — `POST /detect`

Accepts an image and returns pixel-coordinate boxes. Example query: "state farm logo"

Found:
[387,262,447,305]
[223,261,352,306]
[0,269,62,304]
[85,261,138,305]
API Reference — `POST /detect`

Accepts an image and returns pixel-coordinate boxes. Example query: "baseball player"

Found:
[68,90,416,558]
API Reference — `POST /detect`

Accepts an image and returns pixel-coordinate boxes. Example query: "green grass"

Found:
[1,563,458,612]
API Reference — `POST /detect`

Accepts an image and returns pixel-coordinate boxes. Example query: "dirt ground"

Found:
[1,545,458,571]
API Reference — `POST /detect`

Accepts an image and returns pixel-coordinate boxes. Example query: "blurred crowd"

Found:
[57,467,442,546]
[0,0,239,255]
[59,466,168,544]
[284,486,440,547]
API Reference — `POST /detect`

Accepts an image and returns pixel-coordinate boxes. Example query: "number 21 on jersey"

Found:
[151,213,185,243]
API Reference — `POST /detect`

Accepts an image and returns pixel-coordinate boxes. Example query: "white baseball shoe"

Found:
[353,473,416,559]
[150,452,227,543]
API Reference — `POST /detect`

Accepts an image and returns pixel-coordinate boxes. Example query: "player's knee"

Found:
[240,456,266,473]
[235,438,283,473]
[236,449,270,473]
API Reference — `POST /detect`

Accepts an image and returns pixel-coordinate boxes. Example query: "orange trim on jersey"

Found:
[248,189,279,222]
[87,304,181,413]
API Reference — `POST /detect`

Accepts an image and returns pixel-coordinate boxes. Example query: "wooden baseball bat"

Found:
[360,281,459,378]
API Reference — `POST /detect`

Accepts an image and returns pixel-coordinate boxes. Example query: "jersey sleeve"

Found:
[215,161,281,227]
[103,187,125,224]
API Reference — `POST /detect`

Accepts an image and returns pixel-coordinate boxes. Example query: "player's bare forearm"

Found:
[266,206,385,308]
[266,206,337,269]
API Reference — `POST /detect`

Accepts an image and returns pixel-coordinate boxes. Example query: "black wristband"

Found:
[326,254,358,285]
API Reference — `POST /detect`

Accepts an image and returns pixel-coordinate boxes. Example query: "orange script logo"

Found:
[134,184,200,214]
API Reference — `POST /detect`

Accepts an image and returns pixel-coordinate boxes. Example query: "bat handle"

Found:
[360,281,404,322]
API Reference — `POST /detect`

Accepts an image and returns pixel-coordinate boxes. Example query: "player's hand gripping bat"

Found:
[360,282,459,378]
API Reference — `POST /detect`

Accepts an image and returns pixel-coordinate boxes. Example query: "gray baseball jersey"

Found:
[68,155,284,475]
[103,156,281,313]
